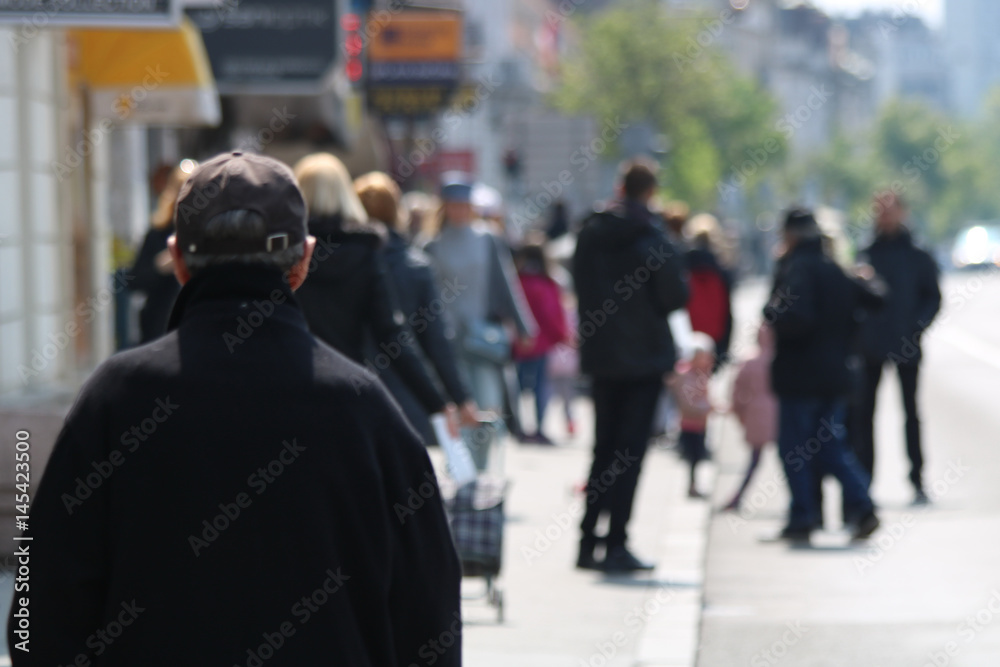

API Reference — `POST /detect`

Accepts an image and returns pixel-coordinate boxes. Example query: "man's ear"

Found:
[287,236,316,291]
[167,236,191,285]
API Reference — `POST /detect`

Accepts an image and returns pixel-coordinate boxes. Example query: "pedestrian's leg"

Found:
[604,377,662,551]
[777,398,821,531]
[856,361,884,481]
[580,378,621,547]
[535,356,551,437]
[812,400,874,525]
[897,363,924,493]
[727,448,763,508]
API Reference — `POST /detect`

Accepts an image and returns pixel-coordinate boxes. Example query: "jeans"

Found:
[856,360,924,490]
[580,376,662,550]
[461,353,505,412]
[517,356,550,433]
[778,397,874,530]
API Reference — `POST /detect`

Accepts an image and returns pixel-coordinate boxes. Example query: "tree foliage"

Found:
[553,0,785,210]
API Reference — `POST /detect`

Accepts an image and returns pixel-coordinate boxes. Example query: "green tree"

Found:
[553,0,785,210]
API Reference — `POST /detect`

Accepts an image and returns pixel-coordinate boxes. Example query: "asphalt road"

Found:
[698,271,1000,667]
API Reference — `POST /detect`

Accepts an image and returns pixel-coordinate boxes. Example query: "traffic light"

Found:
[342,12,364,86]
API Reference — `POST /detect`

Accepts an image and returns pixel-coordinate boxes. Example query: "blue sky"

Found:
[807,0,943,27]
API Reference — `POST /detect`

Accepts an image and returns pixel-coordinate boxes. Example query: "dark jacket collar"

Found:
[166,264,303,332]
[873,227,913,247]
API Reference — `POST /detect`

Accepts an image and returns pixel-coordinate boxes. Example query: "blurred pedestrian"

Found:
[548,298,580,437]
[424,173,536,414]
[130,160,196,343]
[354,170,479,444]
[662,200,689,247]
[546,199,570,240]
[8,152,461,665]
[684,213,734,368]
[765,208,881,541]
[669,333,716,499]
[856,191,942,504]
[292,153,460,435]
[724,323,778,512]
[513,235,571,445]
[573,158,688,572]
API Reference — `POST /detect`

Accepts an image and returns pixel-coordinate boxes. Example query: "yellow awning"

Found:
[69,17,221,127]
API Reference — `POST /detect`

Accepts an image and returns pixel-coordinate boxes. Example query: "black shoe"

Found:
[602,546,655,573]
[851,511,880,540]
[913,489,931,506]
[778,525,814,542]
[576,540,602,571]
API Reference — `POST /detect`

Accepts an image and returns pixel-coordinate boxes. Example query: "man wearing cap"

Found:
[8,152,462,666]
[765,208,881,541]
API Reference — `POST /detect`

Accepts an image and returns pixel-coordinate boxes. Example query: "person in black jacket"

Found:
[572,158,688,572]
[7,152,462,666]
[856,191,942,504]
[765,208,881,541]
[129,163,195,343]
[354,171,479,443]
[292,153,460,436]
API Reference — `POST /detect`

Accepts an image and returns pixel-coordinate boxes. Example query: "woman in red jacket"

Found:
[513,239,570,445]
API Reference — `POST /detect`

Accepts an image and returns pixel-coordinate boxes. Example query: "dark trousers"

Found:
[856,360,923,490]
[778,397,873,530]
[580,376,662,550]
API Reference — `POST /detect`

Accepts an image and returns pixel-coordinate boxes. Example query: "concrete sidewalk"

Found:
[696,276,1000,666]
[453,395,714,667]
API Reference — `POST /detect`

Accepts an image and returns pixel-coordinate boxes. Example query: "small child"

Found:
[669,333,716,498]
[723,323,778,511]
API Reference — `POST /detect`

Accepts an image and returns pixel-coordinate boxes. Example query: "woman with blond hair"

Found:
[292,153,459,434]
[130,159,197,343]
[354,171,478,442]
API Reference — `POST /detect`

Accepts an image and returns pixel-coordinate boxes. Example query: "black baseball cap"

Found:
[783,208,818,233]
[174,151,307,255]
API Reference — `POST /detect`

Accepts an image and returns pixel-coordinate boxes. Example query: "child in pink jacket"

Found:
[724,323,779,511]
[669,333,716,498]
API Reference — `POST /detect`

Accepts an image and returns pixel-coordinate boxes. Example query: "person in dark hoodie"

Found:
[353,170,479,443]
[7,152,462,666]
[292,153,460,436]
[856,191,941,504]
[765,208,882,542]
[572,158,688,572]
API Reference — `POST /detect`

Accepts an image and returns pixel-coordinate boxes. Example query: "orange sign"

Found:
[368,12,462,62]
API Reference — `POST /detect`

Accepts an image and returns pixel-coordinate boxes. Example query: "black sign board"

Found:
[0,0,176,27]
[185,0,337,91]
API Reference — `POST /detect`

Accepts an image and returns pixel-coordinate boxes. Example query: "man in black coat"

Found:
[7,152,462,666]
[765,209,880,541]
[572,159,688,572]
[856,192,941,504]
